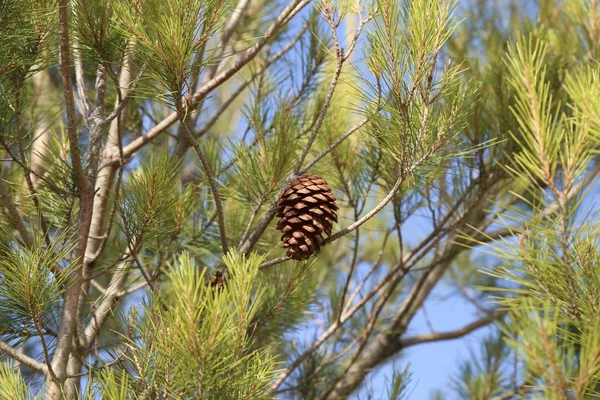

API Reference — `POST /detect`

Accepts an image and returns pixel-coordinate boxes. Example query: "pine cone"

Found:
[276,174,338,260]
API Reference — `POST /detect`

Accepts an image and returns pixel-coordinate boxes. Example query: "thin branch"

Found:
[178,100,229,255]
[343,14,373,62]
[398,312,499,348]
[0,339,48,374]
[58,0,87,194]
[490,384,532,400]
[54,0,92,384]
[299,118,369,175]
[343,227,394,310]
[173,0,252,155]
[323,173,403,245]
[480,160,600,243]
[238,195,269,252]
[259,256,292,270]
[82,261,130,348]
[293,46,344,173]
[103,67,145,126]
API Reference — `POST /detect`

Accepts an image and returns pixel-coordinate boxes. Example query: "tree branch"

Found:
[398,312,499,348]
[53,0,92,391]
[293,47,344,173]
[178,100,229,255]
[0,339,48,374]
[82,261,130,348]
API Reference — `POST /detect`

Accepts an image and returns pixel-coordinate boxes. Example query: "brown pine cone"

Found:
[276,174,338,260]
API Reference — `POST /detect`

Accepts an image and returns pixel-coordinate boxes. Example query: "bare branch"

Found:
[82,261,130,348]
[57,0,87,195]
[103,64,147,125]
[398,312,499,348]
[259,256,292,270]
[0,339,48,374]
[324,174,403,246]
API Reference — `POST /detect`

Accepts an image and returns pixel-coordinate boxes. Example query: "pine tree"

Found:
[2,0,600,399]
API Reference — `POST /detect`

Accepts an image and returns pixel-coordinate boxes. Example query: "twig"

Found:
[323,173,403,245]
[178,99,229,255]
[294,47,344,173]
[259,256,292,270]
[299,118,369,174]
[398,312,499,347]
[103,64,147,125]
[490,383,532,400]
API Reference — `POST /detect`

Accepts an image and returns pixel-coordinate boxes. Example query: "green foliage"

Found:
[0,229,76,335]
[450,332,510,399]
[385,365,413,400]
[0,362,38,400]
[112,250,278,399]
[5,0,600,399]
[118,155,185,253]
[113,0,231,101]
[362,0,473,184]
[253,259,321,346]
[95,369,135,400]
[71,0,127,63]
[0,0,55,79]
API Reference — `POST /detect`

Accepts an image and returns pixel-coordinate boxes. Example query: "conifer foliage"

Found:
[2,0,600,399]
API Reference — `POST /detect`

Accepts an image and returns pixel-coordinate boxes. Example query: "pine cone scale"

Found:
[276,174,338,260]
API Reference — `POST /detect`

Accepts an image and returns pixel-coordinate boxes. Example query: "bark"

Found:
[48,2,95,397]
[85,59,134,264]
[30,69,57,190]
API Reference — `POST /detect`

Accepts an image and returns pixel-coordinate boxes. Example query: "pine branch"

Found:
[293,47,344,173]
[121,0,310,159]
[173,0,252,156]
[0,340,48,374]
[57,0,87,196]
[299,117,369,174]
[480,160,600,243]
